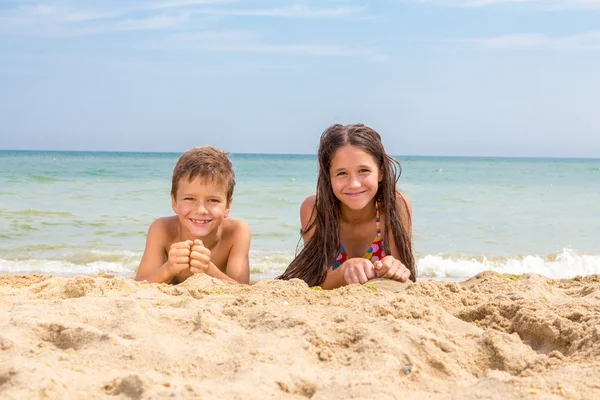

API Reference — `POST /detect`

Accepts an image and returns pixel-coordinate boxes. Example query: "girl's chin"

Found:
[340,200,372,210]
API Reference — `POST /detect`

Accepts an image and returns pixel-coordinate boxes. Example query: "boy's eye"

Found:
[208,199,221,203]
[184,197,195,201]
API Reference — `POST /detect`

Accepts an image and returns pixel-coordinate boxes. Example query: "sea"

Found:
[1,150,599,281]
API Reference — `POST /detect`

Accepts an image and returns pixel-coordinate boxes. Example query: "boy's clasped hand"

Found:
[167,239,211,276]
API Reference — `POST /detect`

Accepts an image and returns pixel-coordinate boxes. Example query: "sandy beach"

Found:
[1,272,599,399]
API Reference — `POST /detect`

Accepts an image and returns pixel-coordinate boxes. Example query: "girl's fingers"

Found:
[384,266,398,279]
[345,269,359,285]
[401,269,411,282]
[393,268,411,282]
[365,265,377,280]
[356,267,369,284]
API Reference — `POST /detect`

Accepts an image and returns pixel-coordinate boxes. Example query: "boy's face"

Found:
[171,177,231,238]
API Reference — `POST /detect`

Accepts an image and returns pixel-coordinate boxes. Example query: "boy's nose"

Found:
[196,203,208,214]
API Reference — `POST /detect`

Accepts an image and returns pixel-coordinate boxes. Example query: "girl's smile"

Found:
[329,145,381,211]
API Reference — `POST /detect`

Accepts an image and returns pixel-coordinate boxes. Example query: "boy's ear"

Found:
[171,194,178,214]
[225,197,233,218]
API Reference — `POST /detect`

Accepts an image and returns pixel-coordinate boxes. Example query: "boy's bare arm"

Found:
[203,262,240,284]
[135,219,181,284]
[223,221,251,284]
[189,221,250,284]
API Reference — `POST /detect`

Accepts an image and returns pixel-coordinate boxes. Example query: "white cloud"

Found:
[166,30,387,61]
[415,0,600,10]
[147,0,235,10]
[449,31,600,50]
[187,4,366,18]
[0,2,367,37]
[0,4,121,25]
[0,5,191,37]
[0,1,378,59]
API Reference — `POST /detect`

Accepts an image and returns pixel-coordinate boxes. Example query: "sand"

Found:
[1,272,600,399]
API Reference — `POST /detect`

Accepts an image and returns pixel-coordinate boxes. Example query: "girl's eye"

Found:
[208,199,220,203]
[336,172,347,176]
[360,168,370,173]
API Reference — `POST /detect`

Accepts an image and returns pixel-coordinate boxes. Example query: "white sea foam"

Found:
[2,248,598,281]
[418,248,600,280]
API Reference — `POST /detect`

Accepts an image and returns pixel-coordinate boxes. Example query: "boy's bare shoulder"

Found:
[149,216,180,237]
[221,218,251,238]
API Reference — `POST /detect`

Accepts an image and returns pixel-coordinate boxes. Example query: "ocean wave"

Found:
[418,248,600,280]
[2,248,597,281]
[27,174,65,183]
[0,209,74,218]
[83,168,111,177]
[0,259,133,276]
[0,249,142,277]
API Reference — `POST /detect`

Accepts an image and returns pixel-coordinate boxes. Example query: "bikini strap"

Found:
[375,201,381,239]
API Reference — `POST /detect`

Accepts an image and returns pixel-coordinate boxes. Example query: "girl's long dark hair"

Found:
[278,124,416,286]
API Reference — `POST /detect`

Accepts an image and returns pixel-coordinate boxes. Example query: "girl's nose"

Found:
[348,176,361,188]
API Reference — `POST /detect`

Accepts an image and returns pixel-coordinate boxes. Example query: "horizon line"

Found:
[0,149,598,160]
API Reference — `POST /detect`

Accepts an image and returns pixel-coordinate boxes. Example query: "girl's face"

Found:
[329,145,382,211]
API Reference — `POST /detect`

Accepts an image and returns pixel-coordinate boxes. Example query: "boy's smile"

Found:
[171,177,231,239]
[189,218,212,225]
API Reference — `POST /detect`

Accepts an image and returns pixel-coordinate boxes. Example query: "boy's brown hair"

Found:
[171,146,236,201]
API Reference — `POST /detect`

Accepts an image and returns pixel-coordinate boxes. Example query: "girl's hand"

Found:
[342,258,377,285]
[167,240,194,276]
[373,256,411,282]
[190,239,211,274]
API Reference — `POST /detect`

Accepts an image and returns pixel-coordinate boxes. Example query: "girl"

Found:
[279,124,416,289]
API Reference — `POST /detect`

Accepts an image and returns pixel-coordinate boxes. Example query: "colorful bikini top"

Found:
[332,202,386,270]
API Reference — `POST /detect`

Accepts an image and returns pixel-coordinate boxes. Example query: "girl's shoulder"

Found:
[300,194,317,224]
[300,194,316,213]
[396,191,412,216]
[300,194,317,240]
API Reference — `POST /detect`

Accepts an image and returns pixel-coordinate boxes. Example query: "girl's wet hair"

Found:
[279,124,416,286]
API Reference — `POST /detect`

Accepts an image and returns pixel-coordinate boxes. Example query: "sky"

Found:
[1,0,599,157]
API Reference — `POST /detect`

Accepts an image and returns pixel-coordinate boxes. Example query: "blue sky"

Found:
[1,0,599,157]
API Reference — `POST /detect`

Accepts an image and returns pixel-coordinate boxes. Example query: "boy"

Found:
[135,146,251,284]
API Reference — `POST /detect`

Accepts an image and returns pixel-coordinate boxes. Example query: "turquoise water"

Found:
[1,150,599,280]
